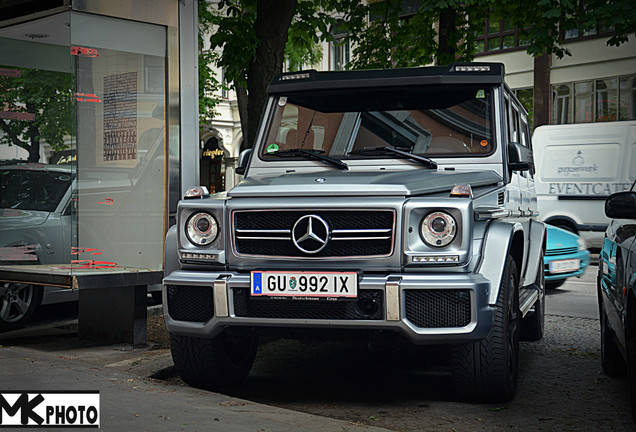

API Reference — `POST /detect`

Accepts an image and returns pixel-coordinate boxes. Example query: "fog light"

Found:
[181,252,217,260]
[413,255,459,263]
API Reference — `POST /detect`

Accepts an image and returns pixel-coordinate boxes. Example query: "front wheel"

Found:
[0,283,42,332]
[170,328,258,393]
[451,255,520,402]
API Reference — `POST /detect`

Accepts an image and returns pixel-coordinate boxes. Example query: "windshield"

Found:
[261,85,494,160]
[0,168,74,212]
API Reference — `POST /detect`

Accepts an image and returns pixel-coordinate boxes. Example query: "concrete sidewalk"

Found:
[0,323,391,432]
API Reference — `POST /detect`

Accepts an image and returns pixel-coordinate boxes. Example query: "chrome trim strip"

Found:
[385,277,401,321]
[236,229,291,234]
[331,237,391,241]
[332,229,392,234]
[213,276,230,318]
[236,236,291,240]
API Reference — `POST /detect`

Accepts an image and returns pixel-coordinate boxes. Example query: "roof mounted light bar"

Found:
[454,65,491,72]
[279,72,311,81]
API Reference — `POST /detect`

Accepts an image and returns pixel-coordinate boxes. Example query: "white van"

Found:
[533,121,636,249]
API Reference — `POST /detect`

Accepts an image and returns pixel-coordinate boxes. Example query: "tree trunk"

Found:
[533,53,552,128]
[243,0,297,149]
[28,123,40,163]
[235,84,249,152]
[437,7,457,65]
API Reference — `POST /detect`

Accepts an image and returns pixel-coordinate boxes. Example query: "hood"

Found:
[0,208,50,230]
[228,168,503,198]
[546,225,579,249]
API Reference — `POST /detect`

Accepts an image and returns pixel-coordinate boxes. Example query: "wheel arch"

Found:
[478,220,524,305]
[544,216,578,234]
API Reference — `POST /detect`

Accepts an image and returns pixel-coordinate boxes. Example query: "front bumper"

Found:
[544,249,591,282]
[163,269,495,345]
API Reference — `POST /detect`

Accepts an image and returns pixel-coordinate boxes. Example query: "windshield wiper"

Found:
[348,146,437,169]
[273,148,349,170]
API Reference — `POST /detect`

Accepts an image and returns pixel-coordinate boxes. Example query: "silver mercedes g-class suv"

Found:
[163,63,546,402]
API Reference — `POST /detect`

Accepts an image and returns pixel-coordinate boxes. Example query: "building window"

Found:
[330,21,350,71]
[561,1,613,42]
[552,74,635,124]
[552,85,572,125]
[475,15,527,54]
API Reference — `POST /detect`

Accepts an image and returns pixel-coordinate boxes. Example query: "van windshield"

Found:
[261,85,494,160]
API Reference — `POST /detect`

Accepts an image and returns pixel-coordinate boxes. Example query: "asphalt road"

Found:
[545,264,599,319]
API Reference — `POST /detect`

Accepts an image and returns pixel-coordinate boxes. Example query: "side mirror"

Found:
[508,142,534,172]
[605,191,636,219]
[235,149,252,176]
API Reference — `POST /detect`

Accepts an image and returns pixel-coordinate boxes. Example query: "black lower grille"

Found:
[404,289,471,328]
[166,285,214,322]
[232,289,383,320]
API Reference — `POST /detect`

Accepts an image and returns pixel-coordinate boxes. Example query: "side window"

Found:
[504,95,511,143]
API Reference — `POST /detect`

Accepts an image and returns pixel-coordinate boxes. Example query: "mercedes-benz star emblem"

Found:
[292,215,329,254]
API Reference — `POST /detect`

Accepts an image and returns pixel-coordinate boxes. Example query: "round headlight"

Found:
[421,211,457,248]
[186,212,219,246]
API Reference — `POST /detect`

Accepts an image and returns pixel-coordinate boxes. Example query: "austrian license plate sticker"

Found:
[549,259,580,274]
[251,271,357,298]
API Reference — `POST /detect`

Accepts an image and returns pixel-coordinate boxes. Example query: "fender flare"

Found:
[164,224,179,277]
[478,220,521,305]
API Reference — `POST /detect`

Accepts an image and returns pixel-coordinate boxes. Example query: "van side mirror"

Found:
[235,149,252,176]
[508,142,534,172]
[605,191,636,219]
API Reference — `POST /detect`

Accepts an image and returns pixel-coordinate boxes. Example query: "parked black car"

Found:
[597,180,636,421]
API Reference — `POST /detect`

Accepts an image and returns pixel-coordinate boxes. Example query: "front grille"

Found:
[233,209,395,258]
[546,247,578,256]
[232,288,384,320]
[166,285,214,322]
[404,289,471,328]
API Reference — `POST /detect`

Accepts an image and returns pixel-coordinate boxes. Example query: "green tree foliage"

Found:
[198,0,224,122]
[0,67,73,163]
[349,0,634,69]
[203,0,365,149]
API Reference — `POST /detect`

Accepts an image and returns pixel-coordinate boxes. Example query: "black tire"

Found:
[170,328,258,392]
[522,251,545,342]
[546,279,565,290]
[0,283,42,332]
[599,294,624,377]
[451,255,520,402]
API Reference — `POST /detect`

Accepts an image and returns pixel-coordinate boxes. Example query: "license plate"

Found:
[251,271,357,298]
[549,259,580,274]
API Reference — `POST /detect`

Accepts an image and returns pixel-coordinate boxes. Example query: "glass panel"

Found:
[72,13,166,271]
[475,39,485,53]
[574,81,593,123]
[619,76,636,120]
[564,28,580,39]
[595,78,618,122]
[487,36,500,51]
[488,18,501,33]
[552,84,571,124]
[516,88,534,130]
[503,35,515,49]
[502,19,515,32]
[0,14,77,279]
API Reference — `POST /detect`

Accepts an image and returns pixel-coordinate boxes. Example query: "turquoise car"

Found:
[545,224,591,289]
